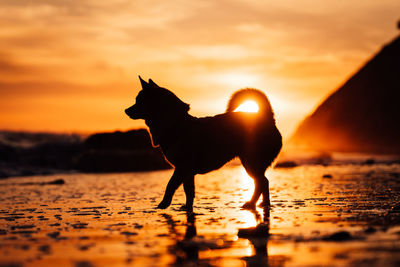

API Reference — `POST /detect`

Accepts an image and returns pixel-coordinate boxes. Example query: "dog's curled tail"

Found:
[226,88,275,121]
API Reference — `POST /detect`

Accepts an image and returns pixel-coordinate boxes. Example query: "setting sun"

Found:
[234,100,259,113]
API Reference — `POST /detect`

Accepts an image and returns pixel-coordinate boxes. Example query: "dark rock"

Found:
[46,179,65,185]
[275,161,298,168]
[71,223,88,229]
[47,232,60,239]
[120,231,138,237]
[364,159,375,165]
[134,224,143,229]
[322,231,353,241]
[77,244,95,251]
[0,129,172,177]
[75,149,171,172]
[364,227,377,234]
[75,129,171,172]
[84,129,152,150]
[75,261,95,267]
[10,225,35,230]
[38,244,51,254]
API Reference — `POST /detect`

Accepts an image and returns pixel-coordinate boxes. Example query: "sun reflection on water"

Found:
[237,167,255,204]
[234,167,273,229]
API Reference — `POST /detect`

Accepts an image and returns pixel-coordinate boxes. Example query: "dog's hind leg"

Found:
[183,174,195,212]
[258,177,270,207]
[157,169,184,209]
[240,157,270,209]
[242,176,269,209]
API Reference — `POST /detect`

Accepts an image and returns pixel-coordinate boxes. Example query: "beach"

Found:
[1,162,400,266]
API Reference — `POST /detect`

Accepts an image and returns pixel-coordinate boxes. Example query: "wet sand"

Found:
[1,163,400,266]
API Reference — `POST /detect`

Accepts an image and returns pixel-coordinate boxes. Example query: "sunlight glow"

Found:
[234,100,259,113]
[210,73,260,88]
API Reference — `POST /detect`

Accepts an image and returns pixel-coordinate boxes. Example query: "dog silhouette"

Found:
[125,76,282,211]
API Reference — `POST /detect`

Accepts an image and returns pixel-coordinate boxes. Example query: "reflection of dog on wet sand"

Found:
[125,76,282,211]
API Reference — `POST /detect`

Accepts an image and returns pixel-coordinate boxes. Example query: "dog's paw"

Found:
[242,201,256,210]
[179,204,193,212]
[157,201,170,209]
[258,201,271,208]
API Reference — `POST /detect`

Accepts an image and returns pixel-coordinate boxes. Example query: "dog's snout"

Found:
[125,106,134,117]
[125,105,142,119]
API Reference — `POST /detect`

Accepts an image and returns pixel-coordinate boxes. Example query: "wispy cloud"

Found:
[0,0,399,134]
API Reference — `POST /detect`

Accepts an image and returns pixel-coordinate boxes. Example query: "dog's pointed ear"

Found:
[148,79,159,87]
[139,75,149,89]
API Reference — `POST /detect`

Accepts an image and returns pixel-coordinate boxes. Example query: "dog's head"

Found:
[125,76,154,120]
[125,76,190,147]
[125,76,190,121]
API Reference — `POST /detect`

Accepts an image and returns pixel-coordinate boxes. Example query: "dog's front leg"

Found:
[183,174,195,212]
[157,169,183,209]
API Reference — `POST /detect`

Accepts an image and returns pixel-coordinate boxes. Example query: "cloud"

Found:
[0,0,399,134]
[0,57,34,76]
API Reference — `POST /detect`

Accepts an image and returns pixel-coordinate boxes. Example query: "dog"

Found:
[125,76,282,211]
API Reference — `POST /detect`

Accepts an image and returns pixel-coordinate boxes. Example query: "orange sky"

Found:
[0,1,399,137]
